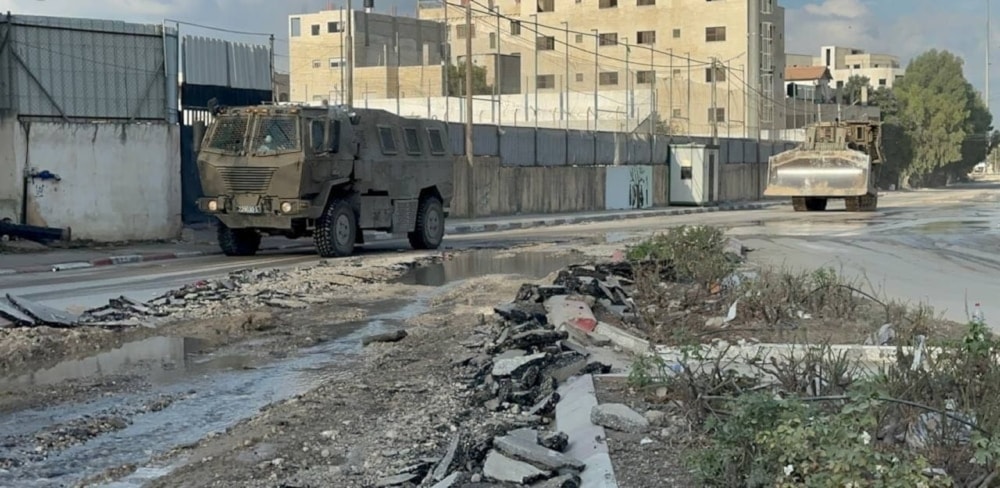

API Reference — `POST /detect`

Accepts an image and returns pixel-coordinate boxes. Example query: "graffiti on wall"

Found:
[605,165,653,211]
[628,166,650,209]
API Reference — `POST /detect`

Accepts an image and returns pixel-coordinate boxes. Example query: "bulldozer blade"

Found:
[763,149,873,198]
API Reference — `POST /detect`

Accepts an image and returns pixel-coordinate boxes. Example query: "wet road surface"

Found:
[0,186,997,486]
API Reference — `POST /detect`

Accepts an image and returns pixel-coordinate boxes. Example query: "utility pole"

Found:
[464,0,474,217]
[710,57,718,145]
[443,0,450,122]
[346,0,354,107]
[748,3,761,142]
[561,21,569,127]
[987,0,992,163]
[686,52,691,135]
[495,2,501,124]
[532,14,539,131]
[592,29,599,132]
[339,6,345,104]
[623,37,630,120]
[649,43,654,137]
[269,34,275,102]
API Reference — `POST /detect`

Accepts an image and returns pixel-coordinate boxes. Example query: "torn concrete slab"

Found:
[493,431,586,471]
[555,375,618,488]
[374,473,419,487]
[546,296,598,333]
[492,352,548,377]
[431,433,461,481]
[7,294,79,327]
[0,297,36,327]
[430,471,464,488]
[591,403,650,434]
[482,450,550,484]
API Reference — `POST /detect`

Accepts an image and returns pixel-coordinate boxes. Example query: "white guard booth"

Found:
[669,143,720,206]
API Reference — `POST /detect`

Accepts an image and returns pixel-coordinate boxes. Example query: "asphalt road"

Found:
[3,186,998,324]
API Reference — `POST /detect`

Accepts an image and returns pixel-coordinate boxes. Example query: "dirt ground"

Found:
[135,274,529,488]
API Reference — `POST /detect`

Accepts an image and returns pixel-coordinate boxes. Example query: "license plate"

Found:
[237,205,262,214]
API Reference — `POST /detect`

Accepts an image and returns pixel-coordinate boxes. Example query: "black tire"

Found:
[314,198,357,258]
[217,221,261,256]
[804,198,828,211]
[408,196,445,250]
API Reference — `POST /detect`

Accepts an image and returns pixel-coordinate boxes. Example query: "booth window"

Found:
[681,165,693,180]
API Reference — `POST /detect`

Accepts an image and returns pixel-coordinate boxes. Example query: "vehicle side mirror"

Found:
[193,121,206,154]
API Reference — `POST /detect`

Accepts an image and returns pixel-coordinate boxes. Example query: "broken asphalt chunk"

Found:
[501,330,568,352]
[362,329,408,346]
[482,450,550,484]
[492,352,548,377]
[539,431,569,453]
[374,473,419,487]
[431,433,461,481]
[0,297,36,327]
[7,294,78,327]
[591,403,650,433]
[494,302,548,324]
[493,431,585,471]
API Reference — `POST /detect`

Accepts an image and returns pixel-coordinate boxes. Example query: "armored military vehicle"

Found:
[763,119,883,212]
[193,104,454,257]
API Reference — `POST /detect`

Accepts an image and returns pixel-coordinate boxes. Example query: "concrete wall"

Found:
[718,163,767,202]
[14,121,182,241]
[0,116,24,222]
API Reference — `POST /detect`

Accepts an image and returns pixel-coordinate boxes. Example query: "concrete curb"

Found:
[555,374,619,488]
[0,202,779,275]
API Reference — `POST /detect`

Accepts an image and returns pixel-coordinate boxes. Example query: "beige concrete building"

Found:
[787,46,904,90]
[288,8,448,103]
[416,0,787,136]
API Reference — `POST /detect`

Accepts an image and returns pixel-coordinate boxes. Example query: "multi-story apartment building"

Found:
[787,46,904,90]
[288,8,448,103]
[417,0,787,136]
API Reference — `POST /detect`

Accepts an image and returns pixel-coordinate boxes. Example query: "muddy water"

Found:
[0,249,580,487]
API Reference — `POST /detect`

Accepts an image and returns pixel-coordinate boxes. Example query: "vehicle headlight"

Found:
[280,202,294,213]
[208,200,218,211]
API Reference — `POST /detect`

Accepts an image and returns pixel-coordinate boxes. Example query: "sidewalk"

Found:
[0,201,781,275]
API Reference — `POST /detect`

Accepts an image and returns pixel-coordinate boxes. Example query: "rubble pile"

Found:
[364,264,655,487]
[0,261,419,330]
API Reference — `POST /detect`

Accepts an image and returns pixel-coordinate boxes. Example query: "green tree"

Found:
[447,63,493,96]
[892,49,991,187]
[841,74,871,105]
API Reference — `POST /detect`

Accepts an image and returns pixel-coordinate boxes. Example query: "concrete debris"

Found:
[482,450,550,484]
[539,431,569,453]
[535,473,582,488]
[491,352,549,377]
[374,473,419,487]
[430,471,464,488]
[6,294,79,327]
[493,430,586,471]
[362,329,409,346]
[591,403,650,434]
[0,297,37,327]
[430,433,461,481]
[864,323,896,346]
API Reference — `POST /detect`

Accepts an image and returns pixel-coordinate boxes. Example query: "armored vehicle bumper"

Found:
[198,195,316,229]
[763,149,874,198]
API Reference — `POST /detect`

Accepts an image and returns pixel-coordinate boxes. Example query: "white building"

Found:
[786,46,904,91]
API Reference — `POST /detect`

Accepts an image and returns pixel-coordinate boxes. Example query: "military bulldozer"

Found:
[193,104,454,258]
[763,119,883,212]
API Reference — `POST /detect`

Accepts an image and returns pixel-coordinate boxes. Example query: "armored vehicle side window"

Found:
[403,127,421,155]
[208,115,250,153]
[329,120,341,153]
[311,120,326,153]
[427,128,447,155]
[378,126,398,154]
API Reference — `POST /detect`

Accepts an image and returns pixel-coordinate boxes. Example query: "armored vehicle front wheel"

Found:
[217,222,261,256]
[315,198,357,258]
[408,196,445,250]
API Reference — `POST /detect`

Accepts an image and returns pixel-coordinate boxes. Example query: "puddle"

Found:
[0,285,451,488]
[912,220,994,234]
[0,336,244,388]
[396,249,582,286]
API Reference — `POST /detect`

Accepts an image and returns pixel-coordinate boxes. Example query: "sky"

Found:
[5,0,998,118]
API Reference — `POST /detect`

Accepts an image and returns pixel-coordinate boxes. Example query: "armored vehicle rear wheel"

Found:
[846,193,878,212]
[217,222,261,256]
[408,196,445,250]
[314,198,357,258]
[805,198,827,211]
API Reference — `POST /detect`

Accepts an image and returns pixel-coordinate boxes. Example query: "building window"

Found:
[311,24,320,36]
[576,34,584,43]
[836,80,844,88]
[457,24,475,39]
[705,26,726,42]
[672,28,681,39]
[600,0,618,8]
[576,73,584,82]
[537,74,556,89]
[879,78,887,86]
[538,0,555,12]
[312,59,321,69]
[290,17,301,37]
[599,71,619,85]
[329,58,343,69]
[705,67,726,82]
[638,0,655,5]
[637,70,654,84]
[537,36,556,50]
[327,21,342,33]
[672,108,682,118]
[761,0,773,14]
[637,30,656,45]
[511,20,521,35]
[708,108,725,122]
[598,33,618,46]
[490,32,496,49]
[672,68,681,77]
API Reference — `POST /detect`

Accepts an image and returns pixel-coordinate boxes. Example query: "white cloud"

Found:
[801,0,869,19]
